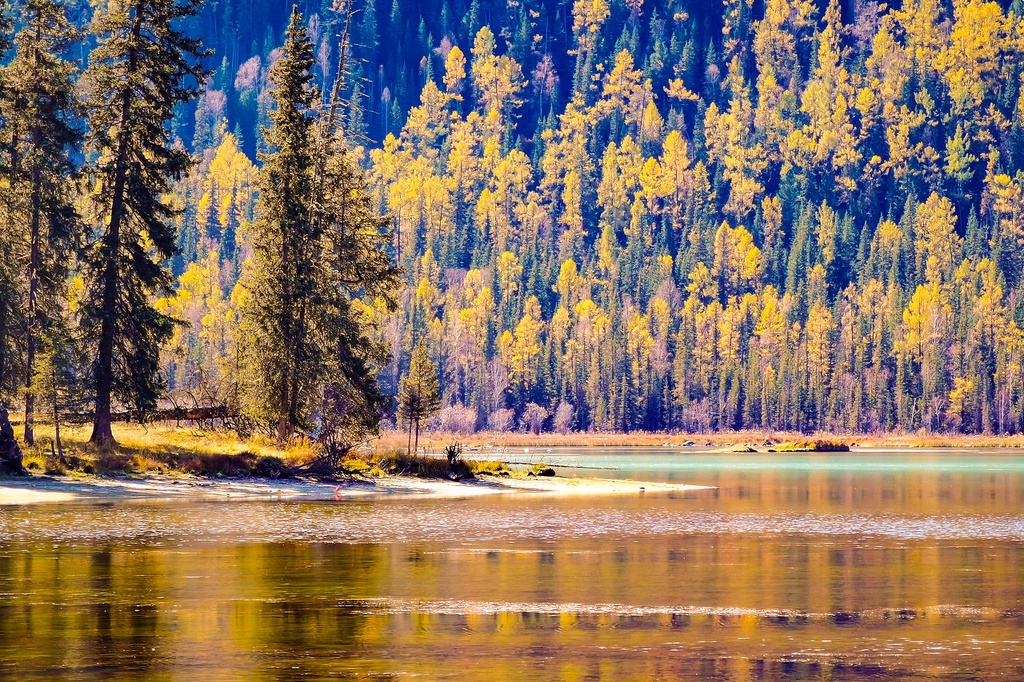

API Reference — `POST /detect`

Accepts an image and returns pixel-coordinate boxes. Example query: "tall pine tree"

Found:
[239,6,399,448]
[3,0,84,445]
[239,6,320,442]
[0,0,18,406]
[83,0,208,445]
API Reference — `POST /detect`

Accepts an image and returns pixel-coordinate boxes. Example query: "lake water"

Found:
[3,449,1024,680]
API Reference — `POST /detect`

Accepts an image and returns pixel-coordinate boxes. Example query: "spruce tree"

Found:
[240,6,399,448]
[2,0,83,445]
[0,0,18,405]
[239,6,319,442]
[82,0,208,445]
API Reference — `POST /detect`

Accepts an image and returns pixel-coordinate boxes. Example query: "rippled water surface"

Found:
[3,449,1024,680]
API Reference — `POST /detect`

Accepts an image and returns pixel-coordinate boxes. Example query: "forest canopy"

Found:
[4,0,1024,437]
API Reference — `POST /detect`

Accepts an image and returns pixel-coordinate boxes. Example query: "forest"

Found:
[3,0,1024,443]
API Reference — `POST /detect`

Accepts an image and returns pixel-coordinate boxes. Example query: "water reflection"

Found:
[2,451,1024,680]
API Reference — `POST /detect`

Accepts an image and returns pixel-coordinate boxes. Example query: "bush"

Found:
[471,460,510,476]
[253,455,286,478]
[553,401,575,434]
[772,439,850,452]
[487,408,515,433]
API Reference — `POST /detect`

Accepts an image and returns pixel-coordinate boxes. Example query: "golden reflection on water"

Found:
[2,453,1024,680]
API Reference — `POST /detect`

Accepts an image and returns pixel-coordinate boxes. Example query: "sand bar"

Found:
[0,473,709,505]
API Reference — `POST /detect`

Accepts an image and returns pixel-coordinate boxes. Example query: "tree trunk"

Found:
[413,418,420,457]
[0,404,26,476]
[91,8,142,447]
[53,367,64,464]
[406,416,413,456]
[23,120,42,447]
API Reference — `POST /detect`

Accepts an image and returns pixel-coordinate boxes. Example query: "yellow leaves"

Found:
[712,221,763,297]
[949,376,977,418]
[626,312,655,376]
[685,262,718,305]
[938,0,1006,114]
[815,202,838,267]
[550,306,572,347]
[496,251,523,298]
[899,282,952,362]
[664,79,700,102]
[506,296,545,389]
[650,296,672,339]
[470,26,526,121]
[805,303,835,380]
[443,45,466,96]
[754,285,786,352]
[987,173,1023,218]
[913,193,962,286]
[554,259,587,308]
[415,276,440,313]
[973,258,1007,338]
[703,103,767,219]
[572,0,610,35]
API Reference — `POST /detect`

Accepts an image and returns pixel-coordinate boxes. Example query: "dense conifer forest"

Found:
[3,0,1024,441]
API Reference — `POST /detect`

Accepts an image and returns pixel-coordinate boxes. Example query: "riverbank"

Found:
[0,472,708,505]
[392,430,1024,451]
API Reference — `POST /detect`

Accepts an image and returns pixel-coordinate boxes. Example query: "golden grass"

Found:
[10,420,1024,481]
[771,439,850,452]
[13,422,316,477]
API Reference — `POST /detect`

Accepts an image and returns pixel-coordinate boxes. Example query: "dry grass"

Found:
[771,439,850,452]
[337,447,511,479]
[11,420,1024,482]
[14,422,315,478]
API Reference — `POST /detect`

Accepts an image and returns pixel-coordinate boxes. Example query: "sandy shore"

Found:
[0,473,709,505]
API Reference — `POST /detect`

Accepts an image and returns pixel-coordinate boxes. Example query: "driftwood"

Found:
[0,404,26,476]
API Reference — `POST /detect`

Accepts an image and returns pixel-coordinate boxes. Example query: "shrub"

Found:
[471,460,510,476]
[553,401,575,434]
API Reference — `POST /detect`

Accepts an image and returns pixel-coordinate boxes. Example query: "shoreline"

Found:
[0,472,711,506]
[388,430,1024,451]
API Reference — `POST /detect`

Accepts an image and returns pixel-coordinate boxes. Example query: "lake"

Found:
[3,448,1024,680]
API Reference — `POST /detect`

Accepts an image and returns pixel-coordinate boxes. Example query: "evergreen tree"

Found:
[2,0,83,445]
[82,0,209,445]
[238,6,319,441]
[0,0,18,405]
[239,6,399,448]
[398,343,441,455]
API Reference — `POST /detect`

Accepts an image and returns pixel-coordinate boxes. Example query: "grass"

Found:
[10,419,1024,482]
[337,447,512,479]
[13,422,315,478]
[10,421,512,481]
[771,439,850,452]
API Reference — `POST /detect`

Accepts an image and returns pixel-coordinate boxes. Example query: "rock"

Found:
[0,404,26,476]
[530,463,556,477]
[681,440,696,447]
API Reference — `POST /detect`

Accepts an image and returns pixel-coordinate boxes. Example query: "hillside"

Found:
[4,0,1024,439]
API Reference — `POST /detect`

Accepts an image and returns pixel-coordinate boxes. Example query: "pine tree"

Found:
[398,343,441,455]
[82,0,209,445]
[3,0,83,445]
[0,0,18,406]
[239,6,399,448]
[238,6,319,441]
